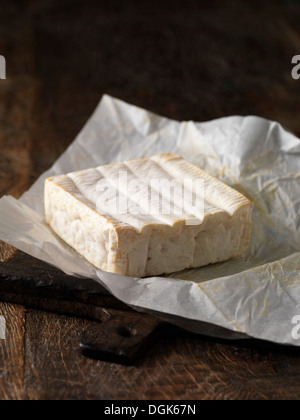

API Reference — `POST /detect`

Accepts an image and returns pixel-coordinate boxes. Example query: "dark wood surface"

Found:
[1,0,300,400]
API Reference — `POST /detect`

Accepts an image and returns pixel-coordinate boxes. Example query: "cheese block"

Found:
[44,153,253,277]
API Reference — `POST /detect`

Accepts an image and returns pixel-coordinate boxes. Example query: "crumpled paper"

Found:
[1,94,300,345]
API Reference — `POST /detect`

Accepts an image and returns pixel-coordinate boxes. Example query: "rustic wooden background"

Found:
[1,0,300,400]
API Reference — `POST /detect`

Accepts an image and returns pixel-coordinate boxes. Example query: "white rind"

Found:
[44,153,253,277]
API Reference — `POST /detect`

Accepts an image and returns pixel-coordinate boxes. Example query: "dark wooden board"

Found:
[0,249,127,316]
[1,0,300,400]
[0,249,166,365]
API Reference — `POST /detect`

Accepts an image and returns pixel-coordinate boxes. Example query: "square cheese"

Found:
[44,153,253,277]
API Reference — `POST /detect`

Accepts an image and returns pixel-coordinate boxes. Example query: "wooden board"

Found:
[1,0,300,400]
[0,247,164,365]
[0,248,127,317]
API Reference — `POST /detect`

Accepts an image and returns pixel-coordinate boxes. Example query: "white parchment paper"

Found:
[1,95,300,345]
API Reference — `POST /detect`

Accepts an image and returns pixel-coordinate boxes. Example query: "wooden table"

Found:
[1,0,300,400]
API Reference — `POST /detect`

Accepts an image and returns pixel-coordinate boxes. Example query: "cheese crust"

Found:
[44,153,253,277]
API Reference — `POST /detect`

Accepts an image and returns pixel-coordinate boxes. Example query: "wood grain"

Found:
[18,311,300,400]
[0,2,36,198]
[0,302,26,400]
[1,0,300,400]
[0,242,16,263]
[0,1,32,401]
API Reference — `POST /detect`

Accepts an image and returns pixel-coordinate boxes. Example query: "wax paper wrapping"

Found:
[1,95,300,345]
